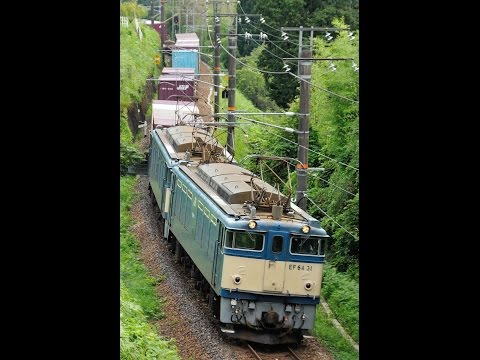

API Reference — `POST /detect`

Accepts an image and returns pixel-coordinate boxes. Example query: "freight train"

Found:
[147,32,328,345]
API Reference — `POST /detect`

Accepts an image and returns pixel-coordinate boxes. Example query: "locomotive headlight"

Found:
[233,275,242,285]
[301,225,310,234]
[305,282,312,291]
[248,220,257,229]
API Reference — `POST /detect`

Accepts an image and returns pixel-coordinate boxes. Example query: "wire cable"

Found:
[234,114,358,171]
[306,197,358,240]
[237,22,298,67]
[219,43,287,74]
[316,177,356,197]
[236,1,301,46]
[288,71,358,104]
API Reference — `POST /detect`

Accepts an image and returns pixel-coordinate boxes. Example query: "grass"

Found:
[120,176,163,319]
[120,176,180,359]
[313,304,358,360]
[321,264,359,343]
[120,23,160,145]
[121,281,180,360]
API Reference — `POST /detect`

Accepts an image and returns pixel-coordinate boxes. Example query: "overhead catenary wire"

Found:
[218,34,358,102]
[236,15,300,58]
[236,1,301,46]
[271,131,359,171]
[219,43,287,74]
[306,197,358,240]
[233,114,358,171]
[204,2,358,171]
[237,21,298,67]
[288,71,358,104]
[277,158,357,197]
[315,177,356,197]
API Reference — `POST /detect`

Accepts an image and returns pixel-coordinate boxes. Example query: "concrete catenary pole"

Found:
[226,28,237,157]
[151,0,154,25]
[213,1,220,121]
[159,0,166,66]
[296,49,312,210]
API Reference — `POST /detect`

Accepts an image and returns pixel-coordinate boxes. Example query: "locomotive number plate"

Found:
[288,264,313,271]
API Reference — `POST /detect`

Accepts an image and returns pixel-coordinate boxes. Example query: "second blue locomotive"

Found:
[148,123,328,344]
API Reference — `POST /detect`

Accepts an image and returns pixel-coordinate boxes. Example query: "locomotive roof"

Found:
[154,126,316,224]
[196,163,288,206]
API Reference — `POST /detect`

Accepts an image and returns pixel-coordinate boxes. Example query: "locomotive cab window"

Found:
[290,236,326,256]
[225,230,264,251]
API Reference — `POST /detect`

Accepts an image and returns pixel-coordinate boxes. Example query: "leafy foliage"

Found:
[119,23,159,110]
[120,21,159,145]
[121,282,179,360]
[236,0,358,108]
[120,177,164,319]
[120,143,145,176]
[313,304,358,360]
[307,18,359,276]
[321,264,359,343]
[120,0,148,21]
[236,46,283,112]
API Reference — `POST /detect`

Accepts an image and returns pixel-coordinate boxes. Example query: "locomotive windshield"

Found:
[290,236,326,256]
[225,230,264,251]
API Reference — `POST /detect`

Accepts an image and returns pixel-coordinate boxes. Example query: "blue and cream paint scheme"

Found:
[217,218,327,330]
[148,125,328,334]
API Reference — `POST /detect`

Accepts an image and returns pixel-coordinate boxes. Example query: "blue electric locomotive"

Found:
[148,124,329,344]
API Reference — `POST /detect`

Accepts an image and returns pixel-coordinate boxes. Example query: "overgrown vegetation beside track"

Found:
[313,305,358,360]
[120,21,160,173]
[321,264,359,343]
[120,176,180,359]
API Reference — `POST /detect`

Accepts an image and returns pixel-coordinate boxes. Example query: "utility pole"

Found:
[171,0,175,36]
[159,0,166,66]
[213,1,220,121]
[281,26,347,210]
[297,49,311,210]
[226,28,236,157]
[150,0,154,25]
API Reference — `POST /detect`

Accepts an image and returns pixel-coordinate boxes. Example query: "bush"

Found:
[120,143,145,176]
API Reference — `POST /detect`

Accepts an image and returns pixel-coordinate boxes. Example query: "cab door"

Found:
[262,232,286,292]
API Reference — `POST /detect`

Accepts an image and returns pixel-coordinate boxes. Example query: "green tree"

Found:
[236,46,282,111]
[120,0,148,20]
[307,17,359,277]
[236,0,358,108]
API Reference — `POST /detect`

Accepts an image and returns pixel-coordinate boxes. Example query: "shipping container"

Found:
[175,33,200,48]
[162,67,195,76]
[158,73,195,101]
[151,100,199,129]
[143,20,168,41]
[175,40,200,49]
[172,50,199,78]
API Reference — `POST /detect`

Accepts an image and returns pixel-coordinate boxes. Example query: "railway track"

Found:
[246,342,303,360]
